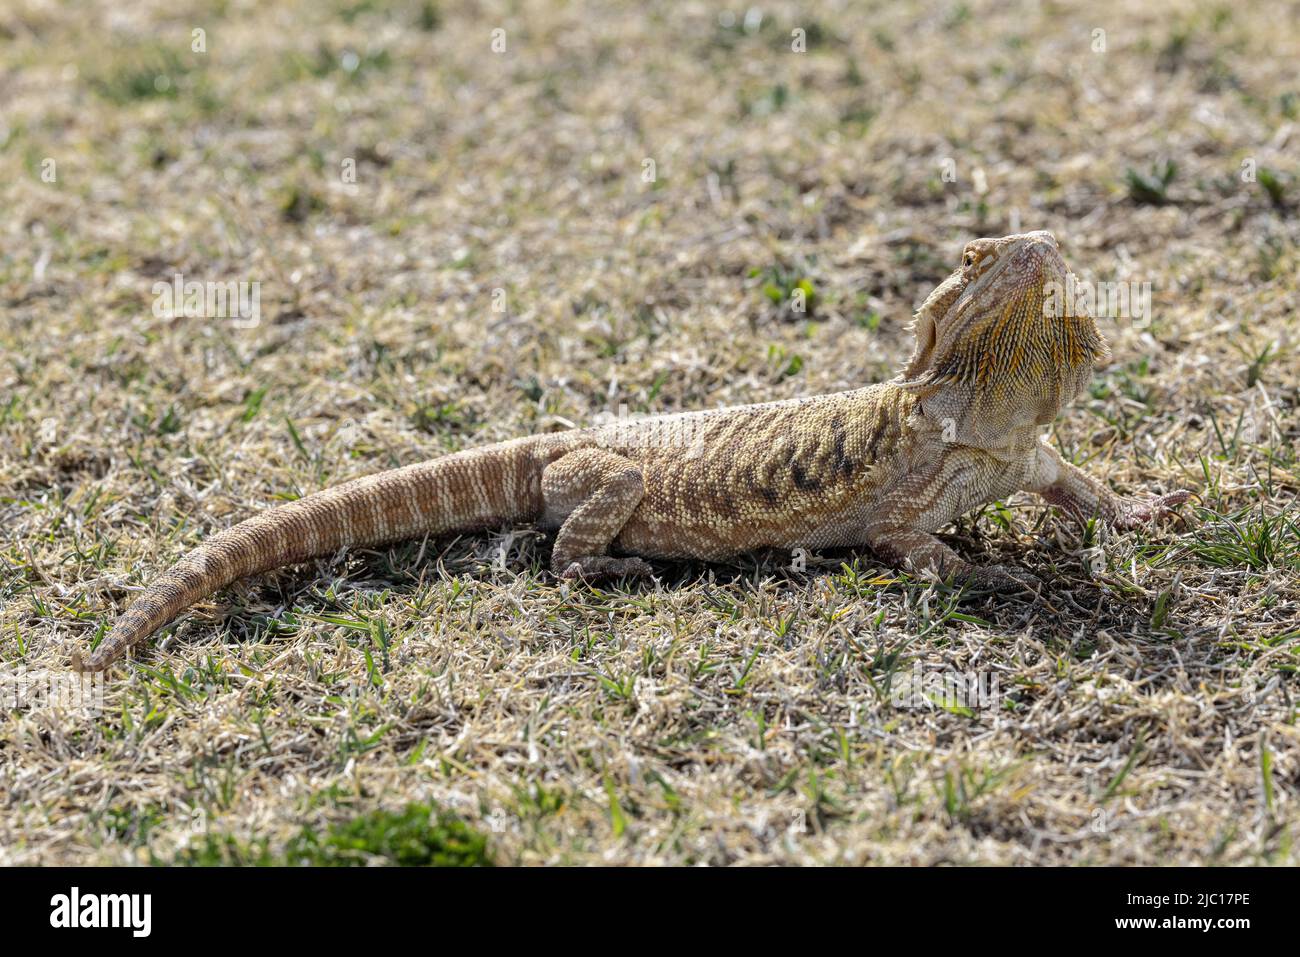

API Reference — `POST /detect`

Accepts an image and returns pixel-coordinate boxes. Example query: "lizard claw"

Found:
[559,556,654,581]
[966,564,1040,593]
[1112,489,1193,530]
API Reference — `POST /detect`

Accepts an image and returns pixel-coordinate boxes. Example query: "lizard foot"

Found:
[1111,490,1193,530]
[965,564,1040,593]
[558,556,654,581]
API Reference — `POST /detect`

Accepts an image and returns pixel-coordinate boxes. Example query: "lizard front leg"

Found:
[1028,443,1190,530]
[542,448,654,580]
[863,450,1039,591]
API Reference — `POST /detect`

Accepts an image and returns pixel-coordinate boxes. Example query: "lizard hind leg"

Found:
[865,525,1039,593]
[543,448,653,581]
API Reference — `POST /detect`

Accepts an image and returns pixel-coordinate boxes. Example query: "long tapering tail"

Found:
[74,437,556,672]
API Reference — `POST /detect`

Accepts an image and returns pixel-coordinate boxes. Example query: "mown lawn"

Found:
[0,0,1296,864]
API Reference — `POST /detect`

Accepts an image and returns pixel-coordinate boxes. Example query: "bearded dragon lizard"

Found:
[73,231,1188,671]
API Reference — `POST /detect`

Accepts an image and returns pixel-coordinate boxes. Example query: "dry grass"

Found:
[1,0,1298,865]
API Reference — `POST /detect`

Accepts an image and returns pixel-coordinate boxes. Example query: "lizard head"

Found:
[897,230,1109,446]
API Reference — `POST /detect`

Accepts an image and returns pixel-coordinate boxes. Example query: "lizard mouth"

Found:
[964,234,1062,301]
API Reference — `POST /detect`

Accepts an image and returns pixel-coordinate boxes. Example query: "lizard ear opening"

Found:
[896,296,973,400]
[896,265,967,391]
